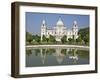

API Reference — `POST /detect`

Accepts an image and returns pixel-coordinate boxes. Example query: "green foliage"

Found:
[46,38,49,42]
[26,32,33,43]
[48,35,56,43]
[34,35,41,43]
[68,38,73,42]
[78,27,89,44]
[61,35,67,44]
[76,35,82,43]
[84,32,89,44]
[42,35,47,42]
[26,32,41,44]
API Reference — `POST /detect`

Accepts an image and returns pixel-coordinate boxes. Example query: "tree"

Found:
[78,27,89,44]
[61,35,67,44]
[26,32,33,43]
[83,34,89,44]
[68,38,73,42]
[78,27,89,39]
[46,38,49,42]
[42,35,47,42]
[76,35,82,43]
[49,35,56,43]
[35,35,41,43]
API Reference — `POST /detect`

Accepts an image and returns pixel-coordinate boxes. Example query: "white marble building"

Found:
[41,17,78,41]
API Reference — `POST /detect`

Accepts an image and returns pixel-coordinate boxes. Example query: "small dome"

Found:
[42,19,46,24]
[56,18,64,26]
[74,20,77,25]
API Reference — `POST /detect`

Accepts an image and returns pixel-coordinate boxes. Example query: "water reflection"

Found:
[26,47,89,67]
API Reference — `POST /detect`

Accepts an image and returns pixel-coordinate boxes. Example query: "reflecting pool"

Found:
[26,47,89,67]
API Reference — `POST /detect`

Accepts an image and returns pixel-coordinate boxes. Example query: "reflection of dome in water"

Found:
[54,48,65,64]
[56,55,64,64]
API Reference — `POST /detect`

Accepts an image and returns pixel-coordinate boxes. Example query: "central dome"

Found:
[56,18,64,26]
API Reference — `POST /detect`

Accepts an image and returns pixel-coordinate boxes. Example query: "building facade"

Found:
[41,17,78,41]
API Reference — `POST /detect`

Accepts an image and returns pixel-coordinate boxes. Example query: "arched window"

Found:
[43,24,44,26]
[75,24,76,27]
[74,32,77,35]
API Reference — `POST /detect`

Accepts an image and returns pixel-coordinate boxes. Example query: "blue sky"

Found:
[26,12,89,35]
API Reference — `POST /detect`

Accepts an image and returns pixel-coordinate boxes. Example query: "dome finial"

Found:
[56,16,64,26]
[58,16,61,20]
